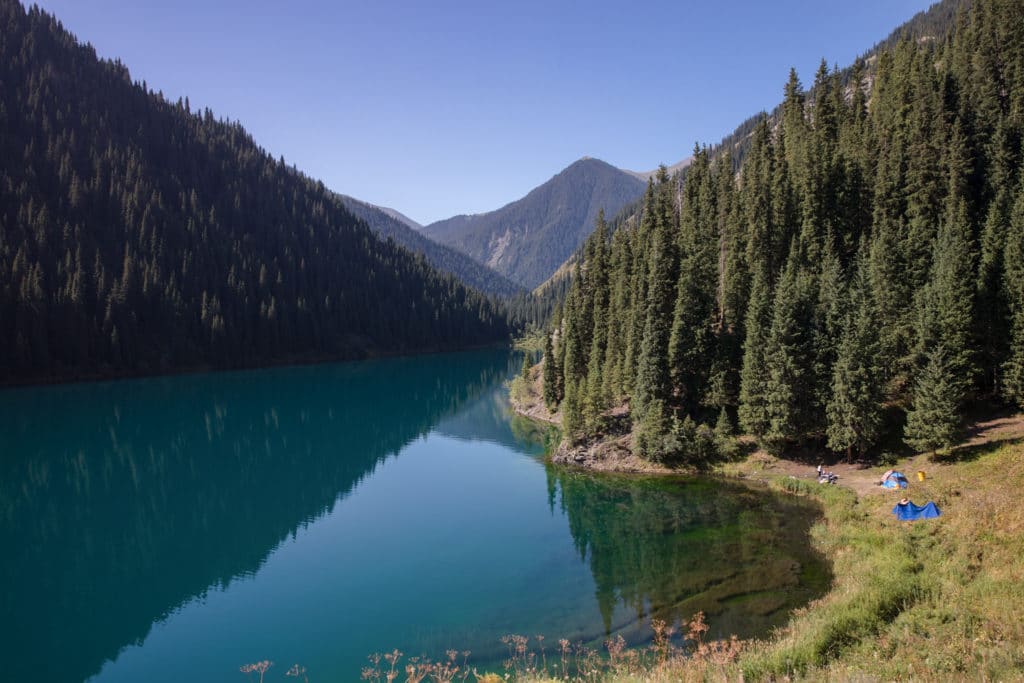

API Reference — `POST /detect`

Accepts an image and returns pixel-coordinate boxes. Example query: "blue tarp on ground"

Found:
[881,470,909,488]
[892,501,942,521]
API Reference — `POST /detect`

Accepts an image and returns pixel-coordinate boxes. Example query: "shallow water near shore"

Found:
[0,349,827,682]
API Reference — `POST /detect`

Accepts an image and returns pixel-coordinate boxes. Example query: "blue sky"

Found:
[34,0,936,225]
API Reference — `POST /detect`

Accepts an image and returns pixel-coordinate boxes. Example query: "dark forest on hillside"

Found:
[0,1,510,382]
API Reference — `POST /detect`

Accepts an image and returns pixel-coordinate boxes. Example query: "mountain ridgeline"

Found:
[0,1,510,383]
[336,195,523,298]
[544,0,1024,463]
[423,158,647,290]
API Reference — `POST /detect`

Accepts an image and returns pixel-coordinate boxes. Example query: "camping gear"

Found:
[892,500,941,521]
[880,470,909,489]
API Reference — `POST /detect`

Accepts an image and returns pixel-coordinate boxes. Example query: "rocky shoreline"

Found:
[510,367,678,475]
[548,433,678,474]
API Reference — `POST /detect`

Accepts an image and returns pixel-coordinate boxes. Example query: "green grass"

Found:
[697,438,1023,681]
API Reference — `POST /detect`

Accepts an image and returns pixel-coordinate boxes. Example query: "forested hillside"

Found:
[0,1,510,383]
[336,194,523,298]
[711,0,965,175]
[543,0,1024,462]
[423,157,646,289]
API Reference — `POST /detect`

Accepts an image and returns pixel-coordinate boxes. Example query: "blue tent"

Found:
[892,500,942,521]
[881,470,909,489]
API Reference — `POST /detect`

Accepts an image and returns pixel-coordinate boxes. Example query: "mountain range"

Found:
[336,194,523,298]
[421,157,649,290]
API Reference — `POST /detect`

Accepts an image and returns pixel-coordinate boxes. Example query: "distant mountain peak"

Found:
[375,204,422,231]
[335,194,522,298]
[421,158,646,289]
[337,195,422,230]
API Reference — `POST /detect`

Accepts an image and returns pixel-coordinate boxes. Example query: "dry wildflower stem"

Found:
[239,660,273,683]
[355,611,743,682]
[360,649,473,683]
[285,663,308,682]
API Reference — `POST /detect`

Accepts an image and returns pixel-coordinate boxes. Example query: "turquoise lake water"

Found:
[0,350,827,682]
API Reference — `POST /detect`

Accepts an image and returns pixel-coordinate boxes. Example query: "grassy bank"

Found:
[493,429,1024,682]
[737,434,1024,680]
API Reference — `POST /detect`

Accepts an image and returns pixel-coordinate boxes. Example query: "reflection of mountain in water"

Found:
[0,350,510,683]
[549,469,831,641]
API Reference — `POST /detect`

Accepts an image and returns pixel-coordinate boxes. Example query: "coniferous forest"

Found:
[0,1,510,383]
[545,0,1024,462]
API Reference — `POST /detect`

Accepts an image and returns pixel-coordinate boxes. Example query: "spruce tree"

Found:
[561,286,587,387]
[623,184,654,394]
[976,120,1016,393]
[743,118,776,285]
[542,332,559,410]
[763,251,817,453]
[633,399,675,462]
[1004,311,1024,408]
[602,229,632,402]
[633,177,677,423]
[520,352,533,380]
[826,263,884,460]
[1002,184,1024,406]
[905,344,964,452]
[781,68,807,173]
[669,148,716,414]
[812,238,846,432]
[915,196,976,389]
[584,213,611,428]
[714,407,738,460]
[738,271,772,439]
[903,61,946,292]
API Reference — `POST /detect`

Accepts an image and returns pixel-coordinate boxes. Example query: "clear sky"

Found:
[33,0,936,225]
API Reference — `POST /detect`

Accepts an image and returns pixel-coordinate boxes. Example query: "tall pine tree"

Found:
[826,260,884,460]
[1002,182,1024,406]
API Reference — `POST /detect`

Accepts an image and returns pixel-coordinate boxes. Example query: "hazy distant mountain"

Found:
[374,204,422,231]
[422,157,647,289]
[623,157,693,181]
[337,195,523,298]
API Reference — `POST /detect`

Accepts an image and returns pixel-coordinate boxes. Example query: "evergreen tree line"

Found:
[543,0,1024,464]
[708,0,966,179]
[0,1,510,382]
[505,272,572,331]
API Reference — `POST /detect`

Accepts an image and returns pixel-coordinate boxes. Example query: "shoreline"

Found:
[509,367,699,476]
[0,340,512,390]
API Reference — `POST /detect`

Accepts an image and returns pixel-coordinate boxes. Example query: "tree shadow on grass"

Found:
[931,436,1024,464]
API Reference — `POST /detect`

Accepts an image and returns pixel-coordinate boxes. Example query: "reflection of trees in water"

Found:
[509,414,560,453]
[548,469,830,641]
[432,371,558,452]
[0,350,510,683]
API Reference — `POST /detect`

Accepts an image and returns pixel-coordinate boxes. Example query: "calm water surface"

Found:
[0,350,827,682]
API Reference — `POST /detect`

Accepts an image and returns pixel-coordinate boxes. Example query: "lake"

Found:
[0,350,827,682]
